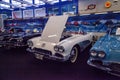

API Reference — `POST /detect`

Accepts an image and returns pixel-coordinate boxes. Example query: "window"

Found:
[48,7,59,15]
[61,4,76,15]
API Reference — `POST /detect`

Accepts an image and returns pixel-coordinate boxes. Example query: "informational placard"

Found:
[79,0,120,14]
[35,8,46,17]
[12,11,22,19]
[23,9,33,18]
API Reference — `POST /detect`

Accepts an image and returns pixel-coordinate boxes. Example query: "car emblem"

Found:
[41,43,46,47]
[87,4,96,10]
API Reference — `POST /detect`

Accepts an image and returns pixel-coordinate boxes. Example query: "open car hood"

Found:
[41,15,68,43]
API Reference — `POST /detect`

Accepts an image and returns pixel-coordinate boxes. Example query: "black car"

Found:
[0,27,41,49]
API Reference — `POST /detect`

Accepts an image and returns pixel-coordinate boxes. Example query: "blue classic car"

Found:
[87,20,120,76]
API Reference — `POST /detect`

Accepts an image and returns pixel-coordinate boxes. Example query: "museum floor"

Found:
[0,46,120,80]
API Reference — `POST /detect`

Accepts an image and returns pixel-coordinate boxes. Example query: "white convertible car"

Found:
[27,15,94,63]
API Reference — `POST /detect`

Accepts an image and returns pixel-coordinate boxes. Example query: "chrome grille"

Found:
[34,48,52,56]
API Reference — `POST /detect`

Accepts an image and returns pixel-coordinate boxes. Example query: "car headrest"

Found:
[116,28,120,35]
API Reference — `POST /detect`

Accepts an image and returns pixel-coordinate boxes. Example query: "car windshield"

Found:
[65,25,86,35]
[105,20,120,35]
[9,28,24,33]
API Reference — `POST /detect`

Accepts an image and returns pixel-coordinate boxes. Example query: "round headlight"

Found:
[54,46,59,51]
[54,46,65,53]
[27,40,33,47]
[98,51,105,58]
[58,46,65,53]
[90,50,97,57]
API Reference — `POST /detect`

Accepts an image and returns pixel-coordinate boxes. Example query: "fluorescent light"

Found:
[0,4,10,8]
[35,0,45,5]
[23,0,33,4]
[2,0,9,3]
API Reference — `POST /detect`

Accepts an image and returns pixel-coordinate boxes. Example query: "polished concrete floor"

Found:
[0,46,120,80]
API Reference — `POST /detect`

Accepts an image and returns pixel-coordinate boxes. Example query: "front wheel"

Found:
[69,46,79,63]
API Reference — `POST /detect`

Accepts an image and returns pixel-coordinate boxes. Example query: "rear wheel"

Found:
[69,46,79,63]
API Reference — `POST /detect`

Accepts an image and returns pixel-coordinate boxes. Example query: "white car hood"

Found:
[41,15,68,43]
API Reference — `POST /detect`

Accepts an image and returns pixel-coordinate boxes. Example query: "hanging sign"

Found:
[23,9,33,18]
[35,8,46,17]
[12,11,22,19]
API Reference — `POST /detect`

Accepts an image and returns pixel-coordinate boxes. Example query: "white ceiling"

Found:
[0,0,70,10]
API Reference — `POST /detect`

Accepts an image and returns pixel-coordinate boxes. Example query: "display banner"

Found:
[23,9,33,18]
[12,11,22,19]
[35,8,46,17]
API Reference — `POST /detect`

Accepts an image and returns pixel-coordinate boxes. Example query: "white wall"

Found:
[79,0,120,14]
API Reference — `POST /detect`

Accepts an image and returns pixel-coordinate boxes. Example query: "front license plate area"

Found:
[35,53,44,60]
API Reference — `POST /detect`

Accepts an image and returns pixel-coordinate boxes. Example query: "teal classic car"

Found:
[87,21,120,76]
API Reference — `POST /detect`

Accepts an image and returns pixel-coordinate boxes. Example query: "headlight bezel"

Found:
[54,45,65,53]
[90,50,106,58]
[98,51,106,58]
[90,50,97,57]
[27,40,33,47]
[54,45,59,51]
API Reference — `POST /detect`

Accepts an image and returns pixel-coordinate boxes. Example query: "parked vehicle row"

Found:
[87,21,120,77]
[0,15,120,76]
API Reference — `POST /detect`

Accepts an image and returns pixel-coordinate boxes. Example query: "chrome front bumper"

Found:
[87,58,120,77]
[27,48,68,62]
